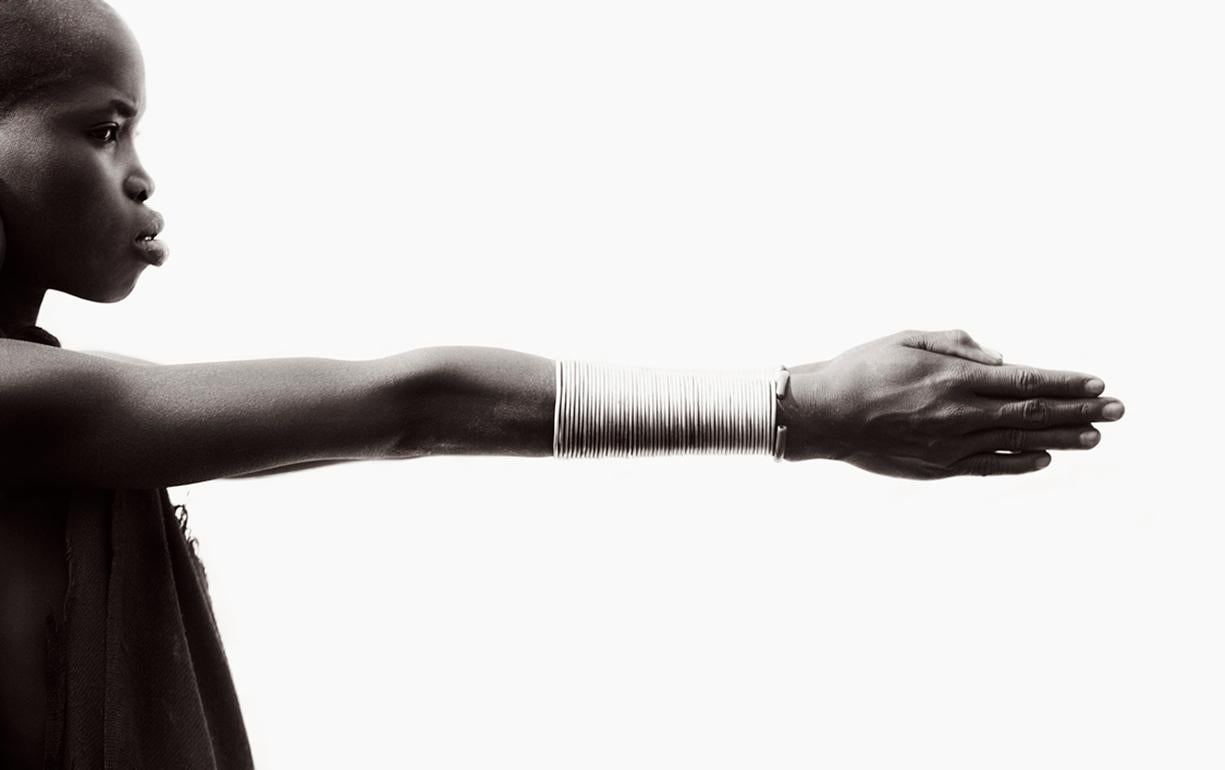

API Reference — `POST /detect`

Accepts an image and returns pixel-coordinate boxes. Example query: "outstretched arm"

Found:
[392,332,1123,479]
[4,329,1123,489]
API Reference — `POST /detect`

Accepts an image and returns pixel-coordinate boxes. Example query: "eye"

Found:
[88,124,121,144]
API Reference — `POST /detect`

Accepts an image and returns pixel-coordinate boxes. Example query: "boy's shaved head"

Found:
[0,0,162,310]
[0,0,120,119]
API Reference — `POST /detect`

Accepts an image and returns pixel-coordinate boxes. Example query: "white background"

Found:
[42,1,1221,767]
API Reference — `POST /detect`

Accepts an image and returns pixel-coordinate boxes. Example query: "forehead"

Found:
[20,2,147,117]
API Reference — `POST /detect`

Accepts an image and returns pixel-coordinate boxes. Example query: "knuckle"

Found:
[1021,398,1047,425]
[950,328,971,342]
[939,402,971,427]
[1005,429,1027,452]
[895,329,922,346]
[955,455,992,476]
[939,361,972,388]
[933,368,959,394]
[1014,367,1040,395]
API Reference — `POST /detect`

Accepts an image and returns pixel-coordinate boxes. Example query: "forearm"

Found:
[393,348,778,461]
[388,329,1125,480]
[393,346,556,459]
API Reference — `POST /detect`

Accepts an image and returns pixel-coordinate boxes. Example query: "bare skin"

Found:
[779,329,1124,479]
[0,1,1125,767]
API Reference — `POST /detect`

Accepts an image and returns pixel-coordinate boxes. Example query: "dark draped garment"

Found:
[3,325,255,769]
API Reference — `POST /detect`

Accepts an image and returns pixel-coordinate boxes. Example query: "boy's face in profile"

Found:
[0,2,164,305]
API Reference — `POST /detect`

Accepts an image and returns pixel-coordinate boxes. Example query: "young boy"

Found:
[0,1,1124,767]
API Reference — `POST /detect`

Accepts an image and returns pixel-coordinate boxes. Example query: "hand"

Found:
[780,329,1125,479]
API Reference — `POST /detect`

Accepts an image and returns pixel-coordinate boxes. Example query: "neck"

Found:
[0,273,47,332]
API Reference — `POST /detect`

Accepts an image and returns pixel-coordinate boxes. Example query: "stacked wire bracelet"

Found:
[553,361,791,462]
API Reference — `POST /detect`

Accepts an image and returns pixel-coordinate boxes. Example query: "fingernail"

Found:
[1035,455,1051,469]
[1080,430,1100,447]
[983,347,1003,362]
[1103,402,1124,420]
[1086,378,1105,395]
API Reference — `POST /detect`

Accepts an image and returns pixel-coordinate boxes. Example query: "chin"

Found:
[61,275,140,304]
[107,277,142,303]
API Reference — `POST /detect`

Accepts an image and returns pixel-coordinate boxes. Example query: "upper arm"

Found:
[0,339,406,489]
[0,339,122,486]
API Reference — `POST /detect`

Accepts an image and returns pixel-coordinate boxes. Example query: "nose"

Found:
[124,166,156,203]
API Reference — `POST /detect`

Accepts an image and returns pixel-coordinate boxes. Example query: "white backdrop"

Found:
[42,1,1221,767]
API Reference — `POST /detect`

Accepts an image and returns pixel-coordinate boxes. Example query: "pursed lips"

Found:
[133,209,168,265]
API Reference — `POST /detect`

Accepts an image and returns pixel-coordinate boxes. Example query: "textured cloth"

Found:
[4,326,255,768]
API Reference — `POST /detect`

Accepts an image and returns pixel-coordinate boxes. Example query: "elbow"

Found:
[389,346,555,459]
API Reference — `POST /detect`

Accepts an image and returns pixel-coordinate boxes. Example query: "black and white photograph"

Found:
[1,0,1214,767]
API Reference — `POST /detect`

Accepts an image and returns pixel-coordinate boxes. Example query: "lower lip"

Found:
[134,239,168,266]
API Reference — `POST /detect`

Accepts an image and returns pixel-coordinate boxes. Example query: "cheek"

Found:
[40,159,112,220]
[30,159,124,253]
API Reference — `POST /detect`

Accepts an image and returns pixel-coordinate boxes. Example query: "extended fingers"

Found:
[957,425,1100,456]
[967,362,1107,398]
[949,451,1051,476]
[972,396,1125,429]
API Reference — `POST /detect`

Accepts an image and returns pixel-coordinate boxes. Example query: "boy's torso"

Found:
[0,485,68,768]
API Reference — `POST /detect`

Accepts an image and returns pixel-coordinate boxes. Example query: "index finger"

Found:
[966,362,1106,398]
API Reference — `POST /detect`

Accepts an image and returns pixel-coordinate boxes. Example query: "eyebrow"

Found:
[111,99,140,118]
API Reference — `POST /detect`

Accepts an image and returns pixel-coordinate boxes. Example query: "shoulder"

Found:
[1,341,156,368]
[77,350,160,366]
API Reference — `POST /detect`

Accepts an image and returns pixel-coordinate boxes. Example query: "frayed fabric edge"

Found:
[170,499,210,597]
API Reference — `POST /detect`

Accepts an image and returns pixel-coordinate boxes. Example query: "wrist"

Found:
[776,359,847,463]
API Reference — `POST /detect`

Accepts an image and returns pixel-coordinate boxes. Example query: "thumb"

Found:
[901,328,1004,365]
